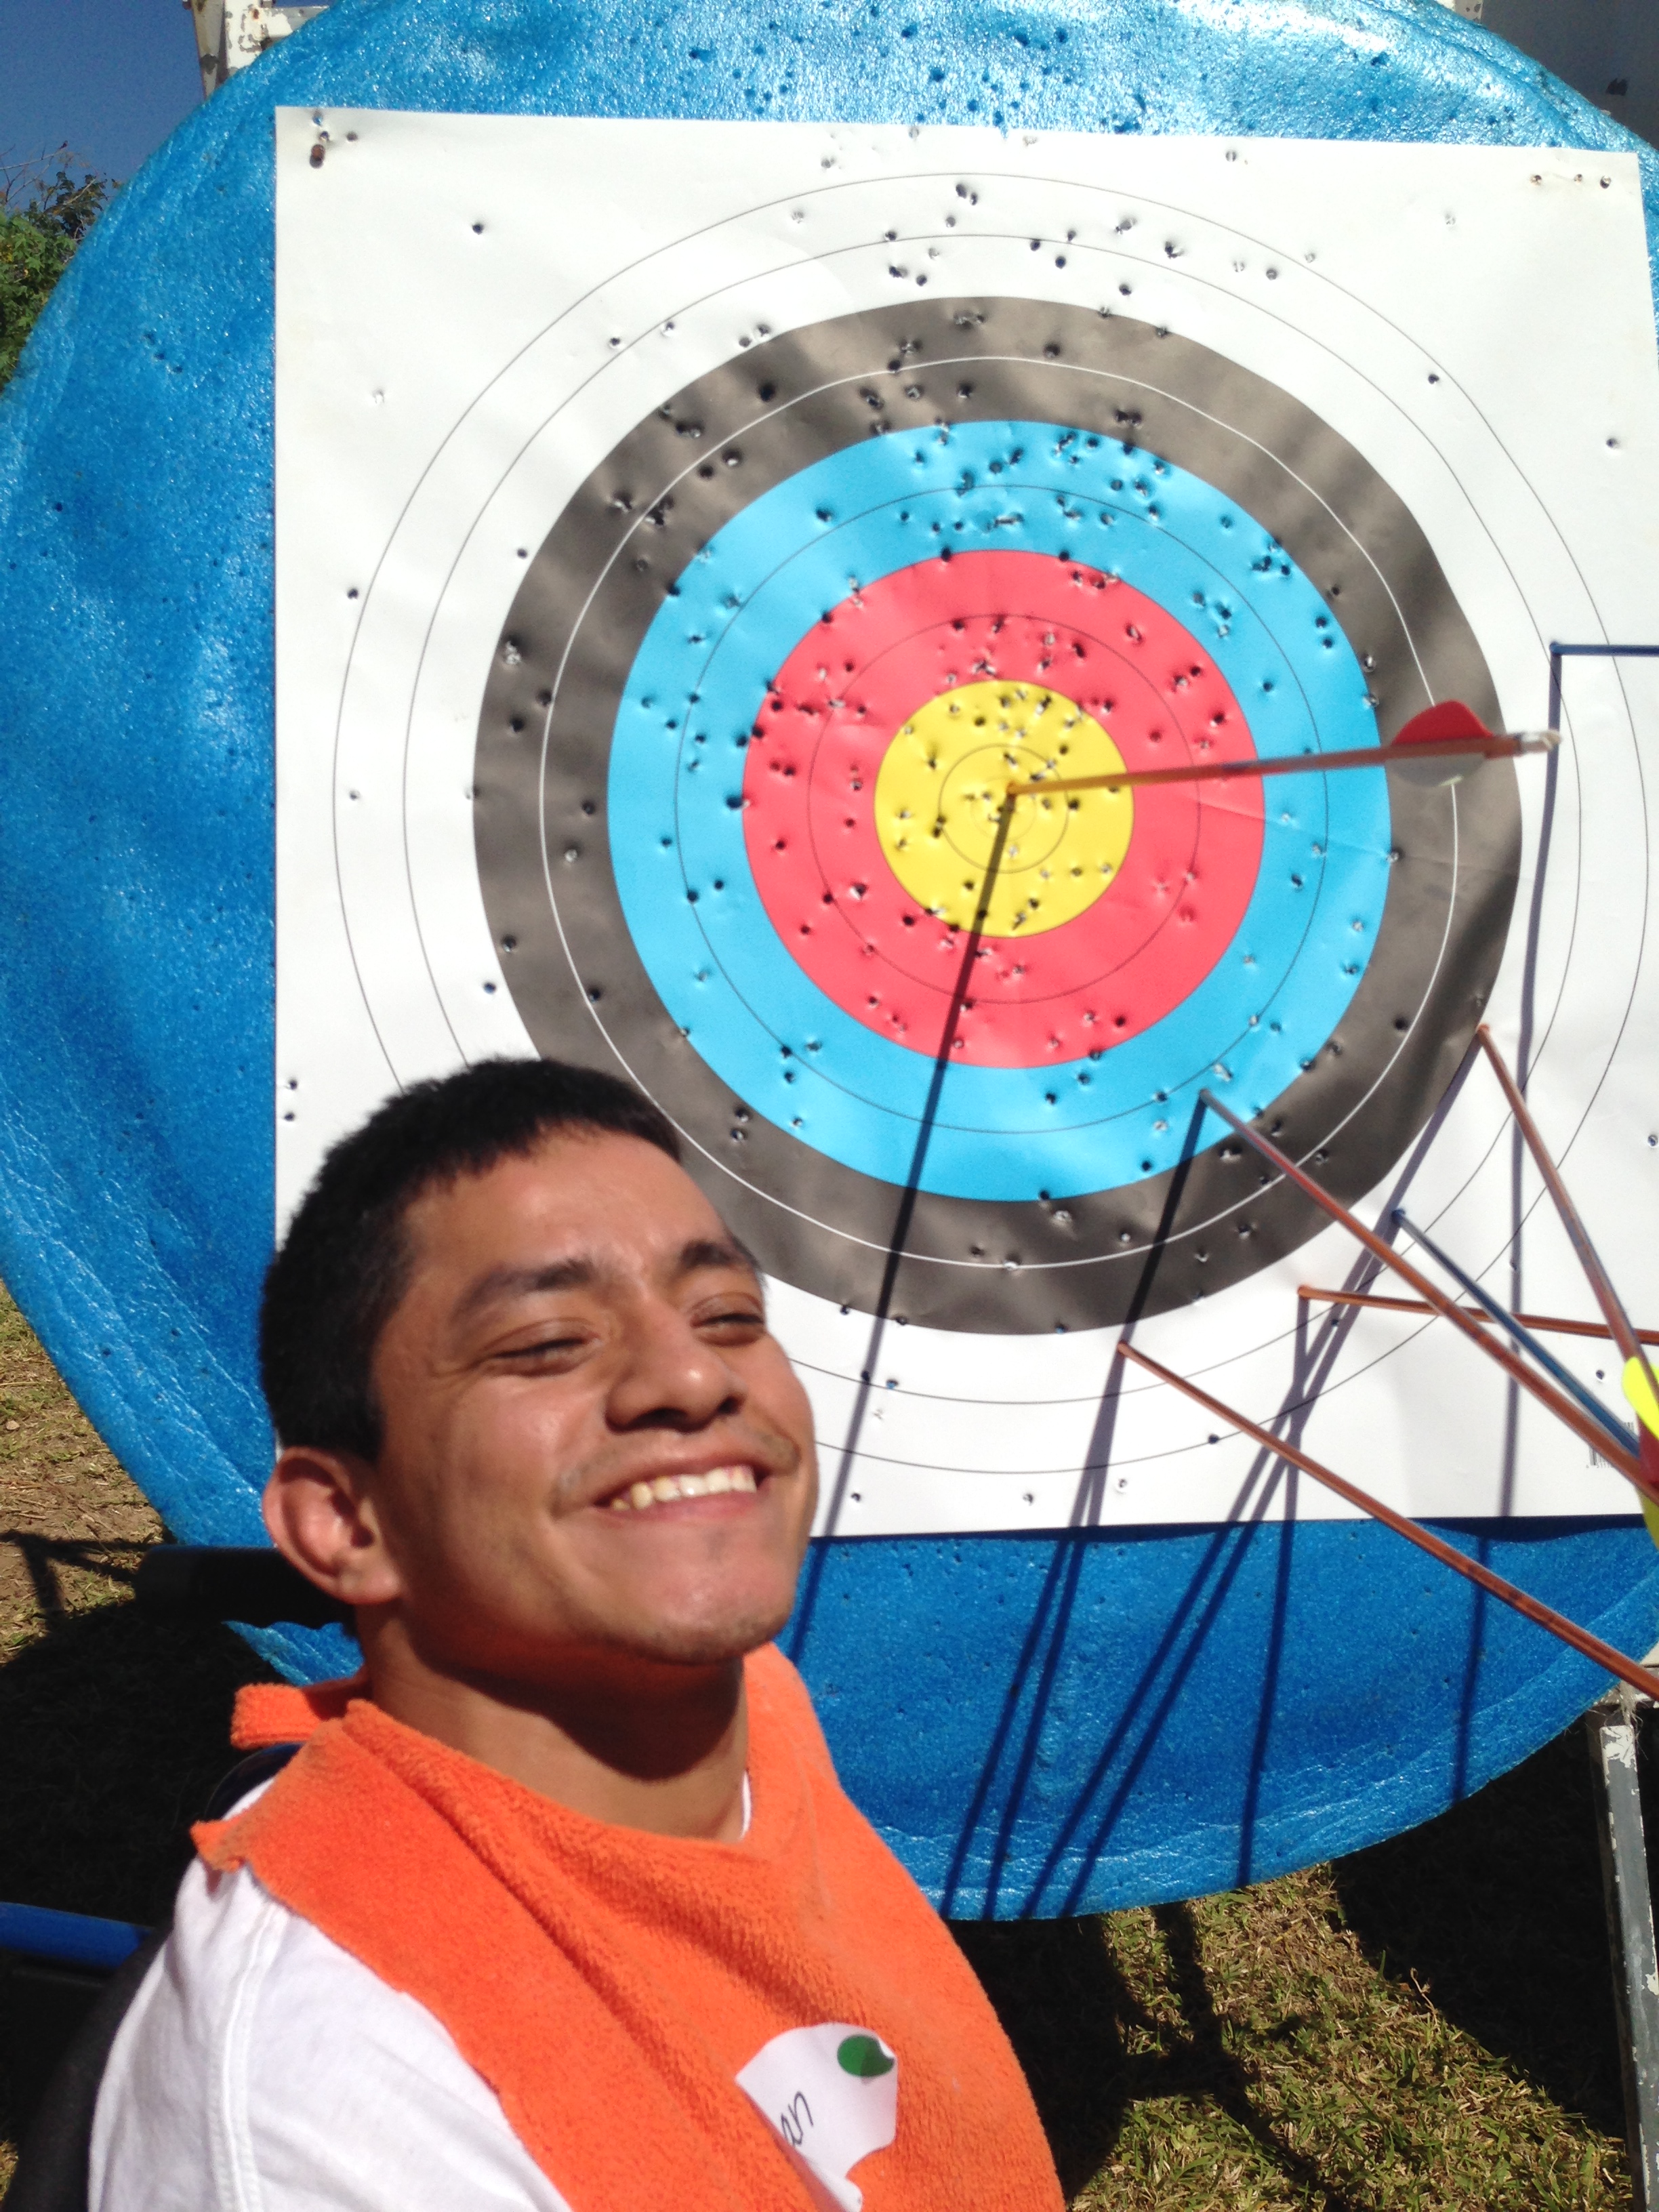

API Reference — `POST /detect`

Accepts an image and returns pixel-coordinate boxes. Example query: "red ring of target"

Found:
[742,550,1265,1067]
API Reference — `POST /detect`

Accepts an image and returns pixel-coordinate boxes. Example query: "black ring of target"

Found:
[474,300,1519,1333]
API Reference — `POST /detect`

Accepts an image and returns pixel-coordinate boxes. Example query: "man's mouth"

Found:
[605,1465,761,1513]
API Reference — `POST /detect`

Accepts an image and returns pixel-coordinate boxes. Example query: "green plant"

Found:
[0,149,114,392]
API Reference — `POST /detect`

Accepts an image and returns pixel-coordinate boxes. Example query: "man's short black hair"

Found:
[260,1058,680,1458]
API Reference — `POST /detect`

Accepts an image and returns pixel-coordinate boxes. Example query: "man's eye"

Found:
[701,1308,765,1333]
[499,1332,587,1361]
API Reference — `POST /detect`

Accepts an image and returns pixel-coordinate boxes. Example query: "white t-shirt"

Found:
[89,1856,575,2212]
[91,1776,755,2212]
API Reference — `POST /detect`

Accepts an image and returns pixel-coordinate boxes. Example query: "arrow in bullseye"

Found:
[1005,699,1558,799]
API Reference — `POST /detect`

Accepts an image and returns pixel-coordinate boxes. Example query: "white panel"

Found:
[276,113,1659,1532]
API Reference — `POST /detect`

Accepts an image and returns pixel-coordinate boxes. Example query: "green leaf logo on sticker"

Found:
[738,2022,900,2209]
[836,2033,896,2079]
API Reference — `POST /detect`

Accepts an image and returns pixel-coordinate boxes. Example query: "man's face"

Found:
[360,1130,818,1679]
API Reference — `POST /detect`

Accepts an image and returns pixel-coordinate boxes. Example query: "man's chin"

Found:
[614,1597,796,1669]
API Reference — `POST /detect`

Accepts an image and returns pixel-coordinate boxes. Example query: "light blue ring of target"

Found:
[609,420,1390,1200]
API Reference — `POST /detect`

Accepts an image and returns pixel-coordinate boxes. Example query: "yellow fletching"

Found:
[1623,1354,1659,1438]
[1621,1359,1659,1552]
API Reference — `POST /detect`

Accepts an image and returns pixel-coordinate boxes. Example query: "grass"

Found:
[959,1819,1628,2209]
[0,1282,1636,2206]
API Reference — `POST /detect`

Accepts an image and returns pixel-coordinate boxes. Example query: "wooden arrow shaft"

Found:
[1298,1286,1659,1345]
[1474,1027,1659,1411]
[1118,1340,1659,1702]
[1005,733,1542,800]
[1196,1088,1657,1499]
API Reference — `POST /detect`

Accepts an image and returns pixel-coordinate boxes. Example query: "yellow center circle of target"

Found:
[873,680,1134,937]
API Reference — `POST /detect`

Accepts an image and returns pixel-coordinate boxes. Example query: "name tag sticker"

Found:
[737,2022,899,2211]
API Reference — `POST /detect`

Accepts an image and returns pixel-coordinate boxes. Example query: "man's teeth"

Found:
[608,1466,760,1511]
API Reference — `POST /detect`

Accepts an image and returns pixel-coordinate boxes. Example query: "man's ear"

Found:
[263,1447,405,1607]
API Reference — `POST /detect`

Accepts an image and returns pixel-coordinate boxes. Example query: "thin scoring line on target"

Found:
[746,548,1270,1062]
[486,304,1465,1068]
[617,420,1388,1197]
[535,382,1451,1229]
[476,293,1518,1332]
[418,289,1477,817]
[577,449,1382,1170]
[374,176,1525,714]
[514,339,1446,714]
[409,161,1574,1124]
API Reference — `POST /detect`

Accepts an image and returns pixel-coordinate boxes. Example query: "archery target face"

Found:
[276,114,1659,1534]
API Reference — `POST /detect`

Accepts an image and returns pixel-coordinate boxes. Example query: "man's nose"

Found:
[605,1302,745,1431]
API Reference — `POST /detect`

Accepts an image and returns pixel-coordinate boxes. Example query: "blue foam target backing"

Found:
[1,0,1656,1912]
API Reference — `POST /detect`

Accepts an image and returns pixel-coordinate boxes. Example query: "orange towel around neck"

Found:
[195,1644,1062,2212]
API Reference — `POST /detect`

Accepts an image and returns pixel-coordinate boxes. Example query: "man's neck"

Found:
[356,1624,751,1843]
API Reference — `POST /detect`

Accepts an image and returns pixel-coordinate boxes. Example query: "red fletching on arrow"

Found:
[1392,700,1494,749]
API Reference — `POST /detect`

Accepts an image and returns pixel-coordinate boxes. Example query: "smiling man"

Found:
[90,1059,1063,2212]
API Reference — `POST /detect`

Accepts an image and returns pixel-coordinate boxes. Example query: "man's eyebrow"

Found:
[453,1240,756,1324]
[673,1236,762,1281]
[453,1257,598,1324]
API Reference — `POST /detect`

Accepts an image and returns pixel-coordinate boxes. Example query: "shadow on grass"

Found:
[949,1916,1128,2197]
[954,1725,1622,2198]
[0,1571,272,1929]
[1333,1721,1623,2137]
[0,1572,271,2156]
[951,1908,1367,2208]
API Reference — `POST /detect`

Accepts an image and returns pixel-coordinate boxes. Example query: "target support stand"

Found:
[1542,637,1659,2207]
[1547,640,1659,729]
[1587,1683,1659,2211]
